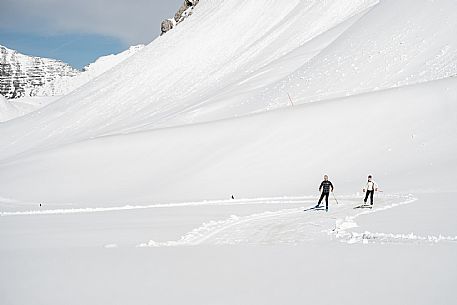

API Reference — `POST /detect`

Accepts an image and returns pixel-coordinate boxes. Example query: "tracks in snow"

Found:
[136,194,455,247]
[0,196,314,216]
[3,194,455,246]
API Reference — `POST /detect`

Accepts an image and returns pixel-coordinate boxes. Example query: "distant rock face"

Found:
[0,45,80,99]
[161,0,200,35]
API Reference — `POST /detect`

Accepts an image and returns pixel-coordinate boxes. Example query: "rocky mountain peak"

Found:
[161,0,200,35]
[0,45,80,99]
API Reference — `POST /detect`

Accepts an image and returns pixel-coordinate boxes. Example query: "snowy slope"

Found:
[1,1,457,304]
[0,45,145,123]
[0,96,60,123]
[0,0,455,209]
[0,0,381,157]
[36,45,145,96]
[1,0,457,161]
[0,94,14,121]
[0,77,455,206]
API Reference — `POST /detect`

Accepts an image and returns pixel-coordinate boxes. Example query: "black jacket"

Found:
[319,180,334,193]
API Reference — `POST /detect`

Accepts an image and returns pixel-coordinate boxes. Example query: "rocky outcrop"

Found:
[161,0,200,35]
[0,45,80,99]
[161,19,176,35]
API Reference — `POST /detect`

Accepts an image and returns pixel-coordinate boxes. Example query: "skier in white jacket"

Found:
[363,175,378,205]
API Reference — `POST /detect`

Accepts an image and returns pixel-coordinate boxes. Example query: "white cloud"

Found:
[0,0,184,44]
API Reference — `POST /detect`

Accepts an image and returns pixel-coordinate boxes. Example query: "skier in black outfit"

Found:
[316,175,334,212]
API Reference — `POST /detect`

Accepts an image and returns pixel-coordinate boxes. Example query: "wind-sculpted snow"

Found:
[0,0,394,154]
[1,0,456,157]
[251,0,457,107]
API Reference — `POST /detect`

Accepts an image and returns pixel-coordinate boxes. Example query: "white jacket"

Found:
[364,181,378,191]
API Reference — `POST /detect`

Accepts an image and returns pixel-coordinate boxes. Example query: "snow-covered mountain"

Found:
[0,45,80,99]
[0,45,145,122]
[0,44,145,100]
[36,45,145,96]
[1,1,457,304]
[1,0,456,163]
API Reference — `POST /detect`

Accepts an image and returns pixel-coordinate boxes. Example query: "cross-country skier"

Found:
[363,175,378,205]
[316,175,334,212]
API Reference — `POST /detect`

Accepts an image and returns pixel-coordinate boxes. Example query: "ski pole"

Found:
[332,192,339,205]
[287,92,294,107]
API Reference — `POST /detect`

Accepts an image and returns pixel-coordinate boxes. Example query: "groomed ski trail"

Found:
[137,194,452,247]
[0,196,316,216]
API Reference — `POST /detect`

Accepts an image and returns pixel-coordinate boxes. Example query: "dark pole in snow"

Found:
[287,93,294,107]
[332,192,339,205]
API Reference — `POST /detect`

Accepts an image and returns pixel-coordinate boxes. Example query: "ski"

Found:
[304,206,327,212]
[353,204,373,209]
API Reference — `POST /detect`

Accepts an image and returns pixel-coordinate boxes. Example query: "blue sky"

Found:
[0,31,126,70]
[0,0,183,70]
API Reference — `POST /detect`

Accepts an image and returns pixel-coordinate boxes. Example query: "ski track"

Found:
[3,194,455,246]
[136,194,457,247]
[0,196,316,216]
[332,196,457,244]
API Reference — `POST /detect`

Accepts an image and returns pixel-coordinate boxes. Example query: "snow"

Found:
[0,96,60,122]
[36,45,145,96]
[0,45,79,99]
[1,195,456,305]
[1,77,455,205]
[0,45,145,122]
[0,0,456,304]
[0,94,16,122]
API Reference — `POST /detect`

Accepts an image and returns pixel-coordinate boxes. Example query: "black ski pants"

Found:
[318,192,330,209]
[364,190,374,205]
